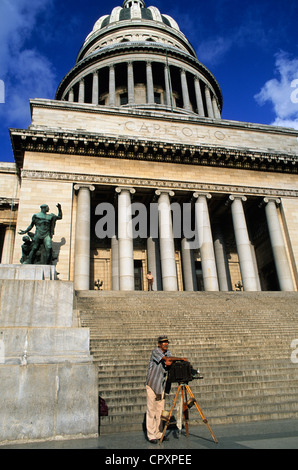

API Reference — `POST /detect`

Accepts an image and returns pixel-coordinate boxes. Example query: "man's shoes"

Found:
[149,439,158,444]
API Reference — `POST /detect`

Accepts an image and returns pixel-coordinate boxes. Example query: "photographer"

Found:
[145,335,188,443]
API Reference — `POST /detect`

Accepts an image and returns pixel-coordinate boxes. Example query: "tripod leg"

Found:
[185,385,218,444]
[182,385,189,438]
[160,385,181,443]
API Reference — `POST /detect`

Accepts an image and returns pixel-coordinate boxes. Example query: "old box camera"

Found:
[167,361,193,384]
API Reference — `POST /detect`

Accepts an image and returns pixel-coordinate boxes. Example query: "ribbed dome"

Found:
[55,0,223,119]
[91,2,180,34]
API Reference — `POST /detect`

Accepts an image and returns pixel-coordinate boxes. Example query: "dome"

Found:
[55,0,223,119]
[81,0,190,62]
[91,3,181,33]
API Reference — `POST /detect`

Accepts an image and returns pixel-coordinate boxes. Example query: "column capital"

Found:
[229,195,247,202]
[115,186,136,195]
[74,184,95,192]
[155,189,175,197]
[263,197,281,205]
[193,192,212,200]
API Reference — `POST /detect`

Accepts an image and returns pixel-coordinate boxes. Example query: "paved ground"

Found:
[1,418,298,451]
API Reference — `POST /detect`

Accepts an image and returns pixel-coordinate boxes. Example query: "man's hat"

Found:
[158,335,169,343]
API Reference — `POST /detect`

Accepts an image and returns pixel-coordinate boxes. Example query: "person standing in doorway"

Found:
[147,271,154,291]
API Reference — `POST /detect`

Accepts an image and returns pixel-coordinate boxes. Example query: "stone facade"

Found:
[2,0,298,293]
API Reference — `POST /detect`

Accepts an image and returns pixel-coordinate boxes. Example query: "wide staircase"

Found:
[76,291,298,435]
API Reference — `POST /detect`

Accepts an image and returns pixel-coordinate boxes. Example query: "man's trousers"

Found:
[146,385,165,440]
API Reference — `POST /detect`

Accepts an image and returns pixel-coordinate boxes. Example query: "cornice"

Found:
[10,127,298,174]
[21,168,298,199]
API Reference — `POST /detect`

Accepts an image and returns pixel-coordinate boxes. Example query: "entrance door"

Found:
[134,260,143,291]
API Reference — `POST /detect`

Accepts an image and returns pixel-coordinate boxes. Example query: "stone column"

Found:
[205,86,214,118]
[181,238,197,291]
[109,65,116,106]
[155,190,178,291]
[78,79,85,104]
[1,226,15,264]
[194,77,205,116]
[194,193,219,291]
[127,62,135,104]
[264,198,295,291]
[147,237,162,291]
[92,71,99,105]
[212,96,221,119]
[68,88,74,102]
[213,222,232,291]
[111,235,119,290]
[116,187,136,291]
[180,69,191,111]
[164,64,172,108]
[74,184,95,290]
[229,195,259,291]
[146,61,155,104]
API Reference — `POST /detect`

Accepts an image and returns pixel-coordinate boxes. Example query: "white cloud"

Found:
[0,0,56,127]
[255,51,298,130]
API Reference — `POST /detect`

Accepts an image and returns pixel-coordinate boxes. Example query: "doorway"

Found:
[134,260,143,291]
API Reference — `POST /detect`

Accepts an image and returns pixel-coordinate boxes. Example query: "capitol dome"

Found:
[55,0,222,118]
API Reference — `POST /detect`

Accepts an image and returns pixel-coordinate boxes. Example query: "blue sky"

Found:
[0,0,297,163]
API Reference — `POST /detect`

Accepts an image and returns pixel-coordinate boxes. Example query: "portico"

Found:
[72,181,296,292]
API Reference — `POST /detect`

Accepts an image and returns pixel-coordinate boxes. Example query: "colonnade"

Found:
[73,185,295,292]
[65,60,221,118]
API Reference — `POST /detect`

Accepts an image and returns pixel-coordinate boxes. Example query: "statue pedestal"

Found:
[0,266,98,444]
[0,264,57,280]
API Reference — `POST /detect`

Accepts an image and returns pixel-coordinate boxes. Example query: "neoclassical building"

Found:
[1,0,298,292]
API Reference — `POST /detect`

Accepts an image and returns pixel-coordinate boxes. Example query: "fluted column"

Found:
[116,187,136,291]
[146,61,154,104]
[229,195,259,291]
[205,86,214,118]
[74,184,95,290]
[180,69,191,111]
[264,198,295,291]
[164,64,172,108]
[92,71,99,105]
[127,62,135,104]
[194,193,219,291]
[78,79,85,104]
[155,190,178,291]
[1,226,15,264]
[109,65,116,106]
[194,77,205,116]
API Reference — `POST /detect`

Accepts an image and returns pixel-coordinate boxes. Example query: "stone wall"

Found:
[0,267,98,444]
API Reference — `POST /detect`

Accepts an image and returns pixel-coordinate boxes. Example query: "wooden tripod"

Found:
[160,383,218,444]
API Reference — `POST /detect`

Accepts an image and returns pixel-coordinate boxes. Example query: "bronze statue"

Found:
[19,203,62,265]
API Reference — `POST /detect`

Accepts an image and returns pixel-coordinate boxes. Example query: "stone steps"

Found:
[77,291,298,434]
